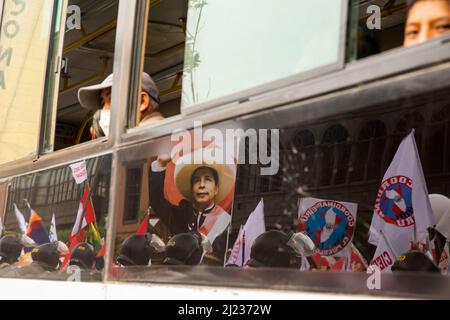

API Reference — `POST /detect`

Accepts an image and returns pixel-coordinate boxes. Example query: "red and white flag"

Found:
[438,242,449,274]
[60,185,96,270]
[226,199,266,266]
[369,130,435,272]
[297,197,357,257]
[226,225,244,266]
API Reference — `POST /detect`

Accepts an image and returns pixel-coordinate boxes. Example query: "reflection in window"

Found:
[319,125,351,186]
[351,120,387,182]
[123,165,144,224]
[0,155,111,281]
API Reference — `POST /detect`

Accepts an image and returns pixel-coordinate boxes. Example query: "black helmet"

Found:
[31,242,65,272]
[69,243,96,270]
[117,234,157,266]
[247,230,294,268]
[163,232,204,266]
[391,250,440,273]
[0,236,23,264]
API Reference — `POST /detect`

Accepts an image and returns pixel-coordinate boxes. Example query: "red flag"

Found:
[136,213,149,235]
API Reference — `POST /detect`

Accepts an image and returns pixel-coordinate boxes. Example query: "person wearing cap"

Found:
[404,0,450,47]
[149,148,236,264]
[116,233,165,267]
[163,232,205,266]
[246,230,315,269]
[78,72,163,139]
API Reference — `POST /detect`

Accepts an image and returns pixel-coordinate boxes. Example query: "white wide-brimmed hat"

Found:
[173,148,236,203]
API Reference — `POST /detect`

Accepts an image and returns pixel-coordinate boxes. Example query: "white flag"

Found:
[69,160,88,185]
[369,130,435,272]
[227,199,266,266]
[0,217,3,237]
[49,213,58,242]
[226,225,244,266]
[297,197,357,257]
[14,204,28,234]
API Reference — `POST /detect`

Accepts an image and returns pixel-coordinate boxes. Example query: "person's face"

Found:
[191,167,219,209]
[100,88,112,110]
[404,0,450,47]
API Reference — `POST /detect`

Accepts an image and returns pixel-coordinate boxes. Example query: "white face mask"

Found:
[99,109,110,137]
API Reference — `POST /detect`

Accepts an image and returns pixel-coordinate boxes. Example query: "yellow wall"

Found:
[0,0,53,165]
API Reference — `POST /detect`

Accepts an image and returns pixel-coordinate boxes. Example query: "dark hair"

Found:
[408,0,450,11]
[190,166,219,187]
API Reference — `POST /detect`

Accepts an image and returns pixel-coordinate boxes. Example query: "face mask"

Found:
[99,109,110,137]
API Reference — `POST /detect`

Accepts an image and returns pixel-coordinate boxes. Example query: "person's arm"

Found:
[149,156,178,228]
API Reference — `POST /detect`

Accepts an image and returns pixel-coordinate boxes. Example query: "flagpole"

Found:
[242,230,246,267]
[76,157,103,235]
[446,241,450,276]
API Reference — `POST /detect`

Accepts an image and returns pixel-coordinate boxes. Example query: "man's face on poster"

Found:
[191,167,219,208]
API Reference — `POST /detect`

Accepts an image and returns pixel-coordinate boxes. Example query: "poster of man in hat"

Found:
[149,146,236,264]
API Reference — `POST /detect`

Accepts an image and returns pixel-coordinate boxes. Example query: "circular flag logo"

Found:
[298,201,355,256]
[375,175,414,227]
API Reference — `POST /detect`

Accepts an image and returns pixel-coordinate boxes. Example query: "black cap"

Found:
[246,230,293,268]
[163,232,204,266]
[31,243,61,271]
[391,250,440,273]
[0,236,23,264]
[70,242,96,270]
[116,234,154,266]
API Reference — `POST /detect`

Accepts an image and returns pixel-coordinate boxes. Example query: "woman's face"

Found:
[404,0,450,47]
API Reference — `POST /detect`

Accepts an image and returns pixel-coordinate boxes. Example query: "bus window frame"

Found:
[0,0,4,27]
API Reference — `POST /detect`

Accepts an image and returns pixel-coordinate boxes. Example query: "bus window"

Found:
[0,155,111,282]
[348,0,450,61]
[0,0,56,165]
[128,0,187,129]
[180,0,345,111]
[46,0,119,152]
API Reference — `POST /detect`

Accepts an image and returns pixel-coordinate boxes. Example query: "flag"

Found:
[69,160,88,184]
[297,197,357,257]
[331,244,368,272]
[226,199,265,266]
[226,225,244,266]
[369,130,435,272]
[26,208,50,246]
[60,185,100,270]
[438,242,449,274]
[14,203,28,234]
[136,213,149,235]
[0,217,3,237]
[49,213,58,242]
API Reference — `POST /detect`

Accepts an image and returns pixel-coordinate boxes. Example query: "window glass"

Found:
[109,63,450,299]
[0,154,111,282]
[128,0,187,129]
[348,0,450,61]
[0,0,56,165]
[181,0,344,109]
[49,0,119,151]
